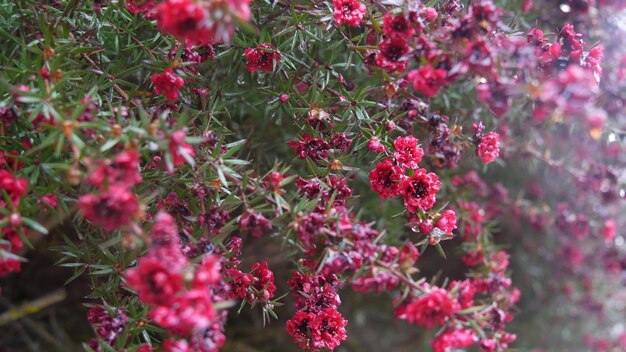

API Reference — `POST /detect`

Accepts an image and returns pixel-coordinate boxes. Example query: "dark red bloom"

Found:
[382,12,415,42]
[369,158,405,199]
[78,186,139,231]
[244,44,281,73]
[400,168,441,212]
[332,0,366,27]
[150,68,185,101]
[238,210,272,237]
[250,261,276,302]
[375,39,409,73]
[289,133,331,160]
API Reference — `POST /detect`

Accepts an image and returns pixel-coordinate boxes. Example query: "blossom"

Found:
[332,0,366,27]
[382,13,415,42]
[126,256,184,306]
[400,169,441,212]
[156,0,214,46]
[193,255,222,289]
[393,135,424,169]
[435,210,457,234]
[169,128,196,168]
[87,306,128,344]
[78,186,140,231]
[286,311,316,350]
[250,261,277,302]
[396,288,460,327]
[238,210,272,237]
[375,39,409,73]
[150,289,216,335]
[244,44,281,73]
[477,132,500,164]
[150,68,185,101]
[369,158,405,199]
[86,150,142,188]
[432,328,477,352]
[309,308,348,350]
[199,205,231,236]
[287,308,347,351]
[407,65,448,97]
[289,133,331,160]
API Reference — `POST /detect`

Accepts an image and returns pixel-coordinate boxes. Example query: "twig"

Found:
[0,289,67,326]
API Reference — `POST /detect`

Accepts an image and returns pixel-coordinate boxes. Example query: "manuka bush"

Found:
[1,0,626,351]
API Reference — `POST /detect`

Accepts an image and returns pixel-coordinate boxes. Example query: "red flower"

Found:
[400,169,441,212]
[150,68,185,101]
[332,0,366,27]
[156,0,214,46]
[309,308,348,351]
[126,0,155,15]
[369,158,405,199]
[238,210,272,237]
[435,210,457,234]
[396,288,460,327]
[407,65,448,97]
[150,289,216,335]
[382,13,415,42]
[226,268,254,299]
[250,261,277,302]
[393,135,424,169]
[193,255,222,290]
[431,328,477,352]
[244,44,281,73]
[169,129,196,168]
[286,311,316,350]
[87,150,142,188]
[289,133,331,160]
[78,186,139,231]
[477,132,500,164]
[375,39,409,73]
[163,339,190,352]
[126,256,184,306]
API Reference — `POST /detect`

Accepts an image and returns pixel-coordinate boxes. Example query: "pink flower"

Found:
[395,288,460,327]
[87,150,142,188]
[193,255,222,289]
[238,210,272,237]
[78,186,139,231]
[435,210,457,234]
[309,308,348,350]
[156,0,214,46]
[169,129,196,168]
[400,169,441,212]
[286,311,316,350]
[126,256,184,306]
[332,0,366,27]
[150,289,216,335]
[432,328,477,352]
[369,158,405,199]
[150,68,185,101]
[477,132,500,164]
[244,44,281,73]
[407,65,448,97]
[289,133,331,160]
[393,135,424,169]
